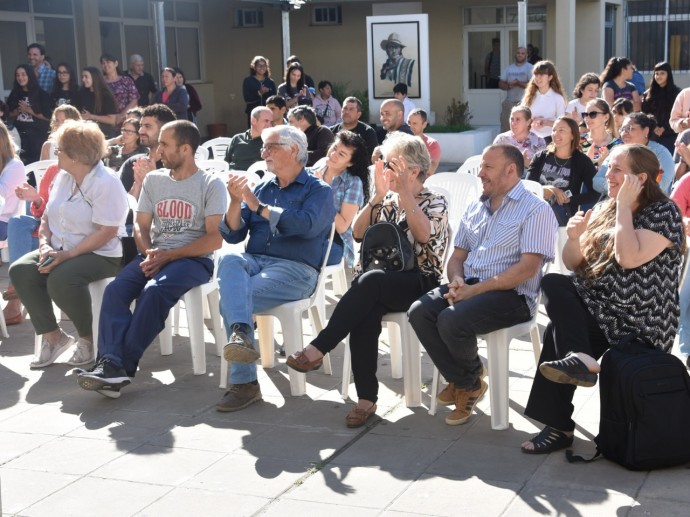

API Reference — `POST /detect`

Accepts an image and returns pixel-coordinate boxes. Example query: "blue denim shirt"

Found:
[219,169,336,270]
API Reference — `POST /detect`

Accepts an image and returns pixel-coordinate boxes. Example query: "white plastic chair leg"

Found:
[277,314,307,396]
[0,302,8,338]
[400,320,421,407]
[387,320,403,379]
[486,330,510,431]
[183,287,206,375]
[256,315,275,368]
[429,366,440,415]
[207,289,225,357]
[341,344,352,401]
[88,277,115,362]
[530,325,542,363]
[307,304,332,375]
[159,312,174,355]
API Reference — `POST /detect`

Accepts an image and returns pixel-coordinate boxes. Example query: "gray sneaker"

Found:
[67,338,94,366]
[223,324,260,364]
[216,383,262,412]
[30,333,76,368]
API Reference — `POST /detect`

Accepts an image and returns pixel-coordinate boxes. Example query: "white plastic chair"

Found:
[201,137,233,160]
[456,155,482,176]
[521,179,544,198]
[246,160,268,178]
[25,160,57,193]
[197,159,229,174]
[424,172,481,229]
[194,146,208,162]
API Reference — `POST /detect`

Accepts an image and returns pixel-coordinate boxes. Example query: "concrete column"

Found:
[78,0,102,68]
[553,0,576,94]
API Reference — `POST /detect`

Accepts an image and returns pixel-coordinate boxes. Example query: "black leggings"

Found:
[312,269,436,403]
[524,273,609,432]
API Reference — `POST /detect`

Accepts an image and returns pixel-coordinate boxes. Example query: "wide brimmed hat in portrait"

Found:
[380,33,406,50]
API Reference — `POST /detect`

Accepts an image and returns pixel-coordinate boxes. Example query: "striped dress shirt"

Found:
[456,180,558,314]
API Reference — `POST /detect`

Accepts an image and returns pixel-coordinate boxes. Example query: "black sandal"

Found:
[521,426,574,455]
[539,352,598,387]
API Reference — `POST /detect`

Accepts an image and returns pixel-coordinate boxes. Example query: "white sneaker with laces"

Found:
[30,333,76,368]
[67,338,94,366]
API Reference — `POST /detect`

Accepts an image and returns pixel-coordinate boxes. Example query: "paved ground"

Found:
[1,262,689,517]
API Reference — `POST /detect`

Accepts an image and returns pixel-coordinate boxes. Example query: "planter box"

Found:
[427,127,498,163]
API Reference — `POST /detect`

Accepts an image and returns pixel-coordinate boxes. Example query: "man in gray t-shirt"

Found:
[77,120,228,398]
[499,47,533,132]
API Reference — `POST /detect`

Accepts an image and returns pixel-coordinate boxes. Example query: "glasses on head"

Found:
[260,143,285,154]
[581,111,605,119]
[121,128,137,134]
[619,125,640,134]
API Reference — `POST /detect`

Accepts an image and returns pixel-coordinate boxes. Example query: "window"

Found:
[604,4,616,62]
[99,0,202,81]
[235,8,263,28]
[312,5,342,26]
[465,5,546,26]
[627,0,690,71]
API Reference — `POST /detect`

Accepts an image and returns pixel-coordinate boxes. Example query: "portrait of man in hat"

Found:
[379,32,416,87]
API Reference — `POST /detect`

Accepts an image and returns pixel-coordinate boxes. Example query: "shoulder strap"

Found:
[566,449,602,464]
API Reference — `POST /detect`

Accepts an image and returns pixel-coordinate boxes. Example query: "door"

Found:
[465,27,544,126]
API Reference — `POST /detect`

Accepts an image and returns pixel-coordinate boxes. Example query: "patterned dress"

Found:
[572,198,684,351]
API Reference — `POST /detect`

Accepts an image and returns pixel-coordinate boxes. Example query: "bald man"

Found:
[379,99,413,138]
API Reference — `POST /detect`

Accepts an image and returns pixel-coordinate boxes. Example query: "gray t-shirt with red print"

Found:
[137,168,227,257]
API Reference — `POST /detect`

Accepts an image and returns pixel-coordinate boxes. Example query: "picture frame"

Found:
[370,21,421,99]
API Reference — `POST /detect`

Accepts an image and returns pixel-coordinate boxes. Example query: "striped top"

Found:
[456,180,558,314]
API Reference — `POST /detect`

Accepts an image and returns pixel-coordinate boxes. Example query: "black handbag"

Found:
[360,204,416,273]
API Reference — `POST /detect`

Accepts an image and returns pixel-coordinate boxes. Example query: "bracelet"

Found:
[368,200,378,209]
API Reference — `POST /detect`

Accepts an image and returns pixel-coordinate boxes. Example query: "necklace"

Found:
[553,154,571,167]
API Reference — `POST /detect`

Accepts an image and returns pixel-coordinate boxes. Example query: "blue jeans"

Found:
[98,255,213,375]
[680,274,690,356]
[7,215,39,264]
[217,252,318,384]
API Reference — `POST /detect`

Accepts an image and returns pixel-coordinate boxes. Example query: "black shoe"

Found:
[223,324,260,364]
[77,358,131,393]
[539,352,598,387]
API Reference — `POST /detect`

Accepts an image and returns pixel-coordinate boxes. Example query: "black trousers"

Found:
[408,285,531,391]
[524,273,609,432]
[312,269,436,403]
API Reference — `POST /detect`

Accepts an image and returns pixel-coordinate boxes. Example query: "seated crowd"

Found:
[2,44,690,457]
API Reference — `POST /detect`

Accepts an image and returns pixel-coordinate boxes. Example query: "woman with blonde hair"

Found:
[579,98,622,170]
[520,60,567,142]
[39,104,81,160]
[10,120,128,368]
[521,144,684,453]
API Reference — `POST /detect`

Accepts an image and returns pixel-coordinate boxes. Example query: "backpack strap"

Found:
[565,448,602,464]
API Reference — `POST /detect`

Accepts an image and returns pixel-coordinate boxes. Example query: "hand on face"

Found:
[373,159,390,199]
[616,173,643,208]
[386,155,416,195]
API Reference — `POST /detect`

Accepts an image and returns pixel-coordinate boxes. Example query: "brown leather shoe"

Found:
[437,366,486,406]
[445,380,488,426]
[286,350,323,373]
[345,403,377,428]
[216,383,262,412]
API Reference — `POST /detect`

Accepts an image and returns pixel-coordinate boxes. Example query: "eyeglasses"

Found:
[619,125,640,134]
[53,146,61,155]
[57,70,69,75]
[581,111,605,119]
[382,161,393,170]
[260,143,285,154]
[121,129,137,134]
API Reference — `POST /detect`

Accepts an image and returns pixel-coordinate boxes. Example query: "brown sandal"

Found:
[2,286,18,301]
[286,350,323,373]
[345,404,377,428]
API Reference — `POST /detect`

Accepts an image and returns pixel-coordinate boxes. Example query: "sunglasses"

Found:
[581,111,605,119]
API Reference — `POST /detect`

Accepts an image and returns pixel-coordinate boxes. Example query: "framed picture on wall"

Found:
[371,21,421,98]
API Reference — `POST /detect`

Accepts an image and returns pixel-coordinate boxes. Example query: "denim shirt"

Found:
[219,168,336,270]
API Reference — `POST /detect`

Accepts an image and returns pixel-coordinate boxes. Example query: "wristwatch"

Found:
[256,203,268,217]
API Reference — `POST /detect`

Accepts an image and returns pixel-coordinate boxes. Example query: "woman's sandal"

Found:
[539,352,598,387]
[2,286,18,301]
[521,426,574,455]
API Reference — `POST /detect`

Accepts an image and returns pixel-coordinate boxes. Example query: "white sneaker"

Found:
[67,339,94,366]
[30,333,76,368]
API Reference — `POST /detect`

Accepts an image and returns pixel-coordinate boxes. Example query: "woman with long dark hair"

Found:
[527,116,598,226]
[277,63,312,110]
[600,56,641,112]
[242,56,276,126]
[173,67,202,122]
[75,66,118,138]
[309,130,370,267]
[50,62,79,108]
[642,61,681,154]
[6,64,53,164]
[521,144,684,453]
[152,67,190,122]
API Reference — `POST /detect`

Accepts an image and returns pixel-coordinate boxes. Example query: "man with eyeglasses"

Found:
[215,125,335,412]
[224,106,273,171]
[117,103,176,200]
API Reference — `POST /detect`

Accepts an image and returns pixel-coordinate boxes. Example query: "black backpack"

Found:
[568,337,690,470]
[360,205,416,273]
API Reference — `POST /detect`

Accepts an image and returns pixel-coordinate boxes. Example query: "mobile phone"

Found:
[38,256,55,268]
[564,190,573,199]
